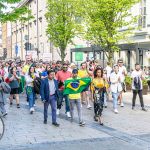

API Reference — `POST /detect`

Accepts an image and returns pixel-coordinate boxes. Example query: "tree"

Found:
[45,0,82,62]
[82,0,140,65]
[0,0,32,23]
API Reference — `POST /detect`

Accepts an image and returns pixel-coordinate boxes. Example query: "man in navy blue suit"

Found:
[40,69,60,127]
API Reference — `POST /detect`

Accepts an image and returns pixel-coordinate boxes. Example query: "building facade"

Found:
[3,0,150,69]
[0,24,2,57]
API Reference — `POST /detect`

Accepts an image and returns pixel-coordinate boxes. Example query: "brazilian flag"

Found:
[63,77,91,95]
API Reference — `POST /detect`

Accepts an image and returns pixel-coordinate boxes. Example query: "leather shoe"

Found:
[52,122,60,127]
[142,107,147,111]
[44,120,47,124]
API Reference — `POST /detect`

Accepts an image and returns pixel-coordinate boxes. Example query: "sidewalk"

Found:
[121,91,150,107]
[0,93,150,150]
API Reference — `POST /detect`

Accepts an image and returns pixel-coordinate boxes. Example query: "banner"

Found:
[64,77,91,95]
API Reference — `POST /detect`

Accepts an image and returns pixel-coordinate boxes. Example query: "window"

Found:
[138,0,146,28]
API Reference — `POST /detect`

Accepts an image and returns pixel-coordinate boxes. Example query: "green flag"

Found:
[63,77,91,95]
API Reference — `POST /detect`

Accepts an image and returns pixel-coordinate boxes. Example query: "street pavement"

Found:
[0,92,150,150]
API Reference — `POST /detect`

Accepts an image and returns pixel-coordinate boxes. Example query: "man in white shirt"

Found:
[110,64,122,114]
[105,62,112,80]
[117,59,127,107]
[131,63,147,111]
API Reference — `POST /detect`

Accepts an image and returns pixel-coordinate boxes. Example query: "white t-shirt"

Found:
[110,72,122,93]
[105,66,112,78]
[118,66,127,82]
[131,70,143,90]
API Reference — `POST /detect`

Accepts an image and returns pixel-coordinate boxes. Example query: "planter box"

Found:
[126,84,131,91]
[143,86,148,95]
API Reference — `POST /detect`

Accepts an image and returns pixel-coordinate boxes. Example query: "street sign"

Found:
[43,53,52,61]
[15,45,18,55]
[75,52,83,61]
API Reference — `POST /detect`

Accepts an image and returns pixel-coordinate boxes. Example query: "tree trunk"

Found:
[60,48,66,62]
[108,51,114,67]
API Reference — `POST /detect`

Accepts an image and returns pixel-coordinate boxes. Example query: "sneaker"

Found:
[17,104,20,108]
[114,109,118,114]
[142,107,147,112]
[67,112,71,118]
[87,105,92,109]
[132,106,135,110]
[30,107,34,114]
[52,122,60,127]
[79,121,85,127]
[10,102,13,106]
[34,104,36,107]
[56,109,60,115]
[26,102,29,106]
[120,103,124,107]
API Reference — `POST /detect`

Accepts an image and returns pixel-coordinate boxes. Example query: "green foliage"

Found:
[81,0,140,64]
[125,75,148,87]
[142,79,148,87]
[125,76,132,85]
[0,0,33,23]
[45,0,83,62]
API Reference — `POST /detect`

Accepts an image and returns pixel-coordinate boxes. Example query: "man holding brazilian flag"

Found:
[63,68,91,126]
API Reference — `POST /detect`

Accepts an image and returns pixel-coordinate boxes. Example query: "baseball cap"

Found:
[72,69,78,74]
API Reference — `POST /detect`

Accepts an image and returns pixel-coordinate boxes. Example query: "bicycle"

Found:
[0,116,5,140]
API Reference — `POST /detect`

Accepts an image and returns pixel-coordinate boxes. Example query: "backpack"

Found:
[33,77,41,94]
[0,82,11,94]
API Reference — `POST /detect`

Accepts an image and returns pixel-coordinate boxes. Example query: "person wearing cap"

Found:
[117,59,127,107]
[110,64,122,114]
[40,69,60,127]
[67,69,85,126]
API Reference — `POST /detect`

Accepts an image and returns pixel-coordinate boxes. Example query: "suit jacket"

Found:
[40,78,59,102]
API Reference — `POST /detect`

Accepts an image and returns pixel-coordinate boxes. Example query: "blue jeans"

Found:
[104,93,108,106]
[57,90,70,112]
[112,92,119,109]
[44,95,57,123]
[26,86,35,109]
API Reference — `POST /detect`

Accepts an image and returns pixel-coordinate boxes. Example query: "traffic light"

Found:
[25,42,29,50]
[25,42,32,50]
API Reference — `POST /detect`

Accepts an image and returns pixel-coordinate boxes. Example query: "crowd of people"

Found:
[0,58,149,127]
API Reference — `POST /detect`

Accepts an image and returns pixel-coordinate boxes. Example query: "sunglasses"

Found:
[63,67,68,68]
